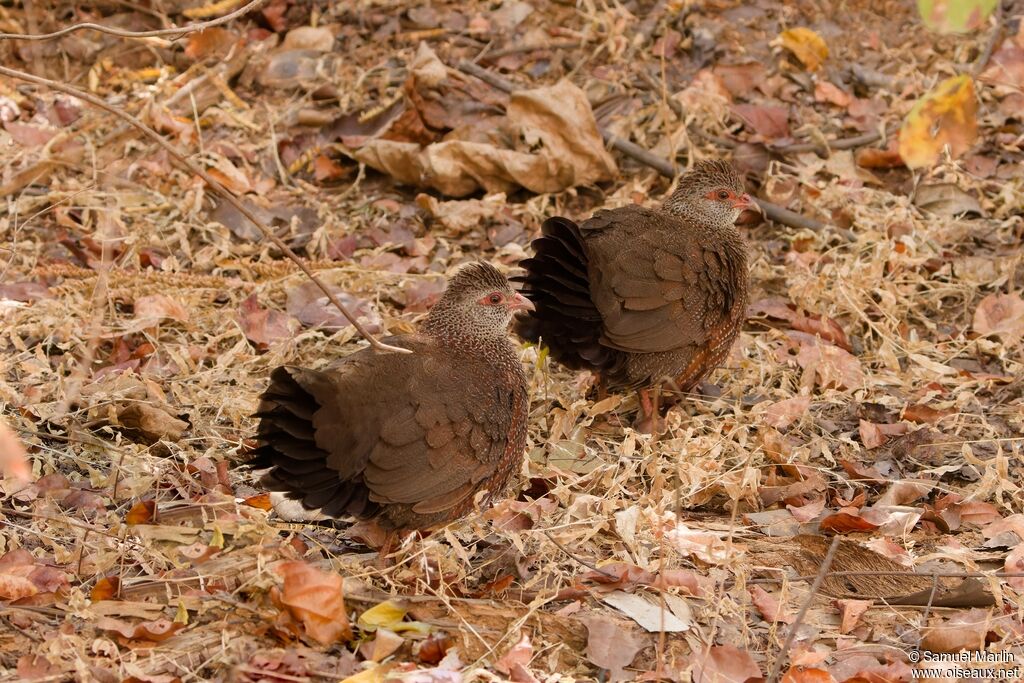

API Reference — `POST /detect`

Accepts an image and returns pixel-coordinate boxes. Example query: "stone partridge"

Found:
[250,262,533,549]
[514,160,750,432]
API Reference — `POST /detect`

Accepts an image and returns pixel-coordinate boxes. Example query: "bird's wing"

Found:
[583,207,742,354]
[358,347,525,514]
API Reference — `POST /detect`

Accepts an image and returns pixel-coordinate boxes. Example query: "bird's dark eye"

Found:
[717,190,730,200]
[488,293,502,304]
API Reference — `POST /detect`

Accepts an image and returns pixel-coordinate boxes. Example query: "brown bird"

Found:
[514,160,751,433]
[250,262,533,551]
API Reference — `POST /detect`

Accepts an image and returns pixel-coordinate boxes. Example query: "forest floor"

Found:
[1,0,1023,681]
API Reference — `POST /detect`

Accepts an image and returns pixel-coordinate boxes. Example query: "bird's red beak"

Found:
[731,193,754,211]
[508,292,535,312]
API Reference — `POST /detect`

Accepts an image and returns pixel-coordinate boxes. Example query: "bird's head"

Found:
[426,261,533,341]
[663,159,753,226]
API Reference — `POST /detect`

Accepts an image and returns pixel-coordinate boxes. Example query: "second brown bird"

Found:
[514,160,750,432]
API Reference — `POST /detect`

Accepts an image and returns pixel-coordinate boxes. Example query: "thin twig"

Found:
[454,60,831,234]
[971,4,1004,77]
[0,64,410,354]
[766,536,841,683]
[543,531,616,578]
[0,0,268,42]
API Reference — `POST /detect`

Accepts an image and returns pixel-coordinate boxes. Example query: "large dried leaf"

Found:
[355,79,616,196]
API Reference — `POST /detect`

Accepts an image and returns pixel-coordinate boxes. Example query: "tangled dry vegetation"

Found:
[1,0,1023,681]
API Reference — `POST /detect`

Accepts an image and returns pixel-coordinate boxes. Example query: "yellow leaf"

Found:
[174,600,189,625]
[898,75,978,169]
[357,600,431,634]
[358,600,407,631]
[775,28,829,71]
[210,525,225,549]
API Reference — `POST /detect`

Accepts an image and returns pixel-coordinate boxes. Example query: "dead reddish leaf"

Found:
[654,569,706,596]
[243,493,273,510]
[91,576,121,601]
[0,573,37,601]
[788,497,827,522]
[3,121,58,147]
[814,81,851,107]
[495,632,534,676]
[313,154,350,182]
[692,644,763,683]
[712,63,766,98]
[273,561,352,645]
[972,293,1024,344]
[760,395,812,429]
[855,146,905,169]
[902,403,954,423]
[796,337,864,389]
[96,616,184,643]
[126,500,156,525]
[979,24,1024,92]
[0,282,51,302]
[116,403,188,443]
[835,599,873,634]
[582,562,656,592]
[858,420,910,449]
[819,510,880,533]
[732,103,791,140]
[920,609,990,653]
[184,27,237,60]
[484,498,557,531]
[238,294,295,351]
[134,294,189,324]
[0,419,32,484]
[876,480,932,506]
[579,612,646,681]
[750,585,794,624]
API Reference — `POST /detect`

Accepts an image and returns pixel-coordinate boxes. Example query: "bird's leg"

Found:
[596,374,608,402]
[634,386,667,435]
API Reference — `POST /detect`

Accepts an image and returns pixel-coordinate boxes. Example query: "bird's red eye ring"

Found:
[488,293,502,304]
[717,190,730,200]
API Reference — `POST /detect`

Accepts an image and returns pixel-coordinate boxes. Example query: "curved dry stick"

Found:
[0,64,410,354]
[0,0,268,42]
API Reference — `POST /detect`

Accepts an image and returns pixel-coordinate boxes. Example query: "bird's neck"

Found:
[661,199,737,234]
[423,305,503,351]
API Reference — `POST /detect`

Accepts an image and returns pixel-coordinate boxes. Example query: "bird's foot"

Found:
[632,412,667,435]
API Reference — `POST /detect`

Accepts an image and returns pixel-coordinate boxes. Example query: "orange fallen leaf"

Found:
[125,500,157,524]
[91,576,121,601]
[273,561,352,645]
[835,598,873,634]
[775,27,829,71]
[782,667,836,683]
[820,510,880,533]
[898,75,978,169]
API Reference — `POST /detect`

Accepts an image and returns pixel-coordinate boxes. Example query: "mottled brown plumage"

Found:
[514,160,750,429]
[250,262,532,535]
